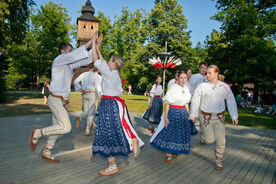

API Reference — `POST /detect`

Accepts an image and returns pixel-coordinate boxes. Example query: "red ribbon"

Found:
[102,95,136,139]
[153,62,163,69]
[170,105,185,109]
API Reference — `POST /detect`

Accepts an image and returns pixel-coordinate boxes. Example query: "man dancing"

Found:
[188,62,208,145]
[29,38,94,163]
[190,65,238,170]
[74,64,102,136]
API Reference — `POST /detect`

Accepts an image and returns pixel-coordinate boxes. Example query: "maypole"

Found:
[148,41,182,96]
[162,41,167,96]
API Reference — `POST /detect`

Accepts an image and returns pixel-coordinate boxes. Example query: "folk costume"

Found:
[29,45,93,162]
[167,78,177,89]
[92,59,144,158]
[143,84,163,126]
[74,70,102,136]
[150,83,196,162]
[188,73,207,95]
[188,73,208,144]
[190,81,238,169]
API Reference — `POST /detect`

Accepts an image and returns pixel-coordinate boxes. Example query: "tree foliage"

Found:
[206,0,276,93]
[118,0,196,89]
[0,0,35,49]
[4,2,74,89]
[30,2,73,81]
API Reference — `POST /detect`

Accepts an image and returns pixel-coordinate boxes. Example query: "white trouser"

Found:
[43,95,72,149]
[79,93,97,129]
[199,113,225,158]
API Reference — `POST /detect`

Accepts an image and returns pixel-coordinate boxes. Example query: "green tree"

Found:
[0,0,35,49]
[124,0,196,89]
[30,2,73,85]
[4,2,74,89]
[111,8,150,88]
[0,0,34,101]
[206,0,276,94]
[96,11,115,60]
[113,8,147,61]
[6,42,35,88]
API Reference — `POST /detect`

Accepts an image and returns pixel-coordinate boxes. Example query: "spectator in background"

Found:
[15,81,19,90]
[42,80,50,104]
[128,85,132,95]
[255,93,264,113]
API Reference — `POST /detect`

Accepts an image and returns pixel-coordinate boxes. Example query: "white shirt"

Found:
[94,60,123,97]
[167,78,176,89]
[188,73,207,95]
[149,84,163,97]
[190,81,238,120]
[163,83,191,106]
[50,46,92,100]
[74,71,102,97]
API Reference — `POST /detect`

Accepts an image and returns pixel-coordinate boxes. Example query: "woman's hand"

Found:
[165,117,170,128]
[96,33,103,50]
[189,117,195,123]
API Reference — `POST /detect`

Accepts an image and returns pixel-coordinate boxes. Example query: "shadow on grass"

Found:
[4,93,43,104]
[0,103,50,117]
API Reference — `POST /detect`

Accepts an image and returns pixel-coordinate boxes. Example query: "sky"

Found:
[33,0,221,47]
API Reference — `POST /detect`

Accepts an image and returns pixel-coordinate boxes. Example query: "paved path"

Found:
[0,112,275,184]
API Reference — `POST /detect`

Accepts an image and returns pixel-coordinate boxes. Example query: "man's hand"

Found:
[232,119,238,125]
[80,89,86,94]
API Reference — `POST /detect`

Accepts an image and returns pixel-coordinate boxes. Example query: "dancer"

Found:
[167,70,179,89]
[184,67,198,135]
[29,39,94,163]
[143,76,163,132]
[74,64,102,136]
[190,65,238,170]
[188,62,208,145]
[91,32,144,175]
[150,71,194,163]
[184,67,192,80]
[188,62,208,94]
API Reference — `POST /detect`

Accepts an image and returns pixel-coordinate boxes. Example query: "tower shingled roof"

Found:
[77,0,99,24]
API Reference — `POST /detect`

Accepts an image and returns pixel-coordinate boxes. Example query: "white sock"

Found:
[34,129,41,138]
[109,164,117,170]
[86,127,90,133]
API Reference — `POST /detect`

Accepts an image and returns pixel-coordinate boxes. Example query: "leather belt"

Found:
[82,90,96,95]
[49,92,69,109]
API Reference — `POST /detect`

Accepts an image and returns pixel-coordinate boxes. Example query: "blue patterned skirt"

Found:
[92,98,131,158]
[143,96,163,124]
[151,107,191,154]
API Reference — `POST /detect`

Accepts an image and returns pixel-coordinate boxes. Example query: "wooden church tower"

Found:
[77,0,100,47]
[72,0,100,84]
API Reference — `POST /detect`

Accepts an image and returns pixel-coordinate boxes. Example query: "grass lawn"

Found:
[1,92,275,130]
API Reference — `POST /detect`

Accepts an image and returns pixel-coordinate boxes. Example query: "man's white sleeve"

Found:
[190,84,203,118]
[74,73,84,91]
[226,86,238,120]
